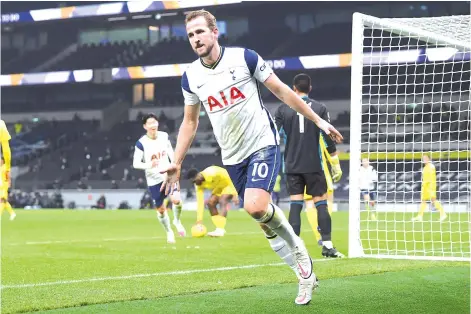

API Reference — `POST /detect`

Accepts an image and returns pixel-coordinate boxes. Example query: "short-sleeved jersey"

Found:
[359,165,377,191]
[133,131,174,186]
[422,163,437,192]
[275,96,336,173]
[181,47,279,165]
[197,165,236,194]
[0,120,11,142]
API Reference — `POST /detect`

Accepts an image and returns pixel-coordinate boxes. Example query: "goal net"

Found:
[349,13,470,261]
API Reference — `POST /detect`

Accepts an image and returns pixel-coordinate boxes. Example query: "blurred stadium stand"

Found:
[1,1,469,205]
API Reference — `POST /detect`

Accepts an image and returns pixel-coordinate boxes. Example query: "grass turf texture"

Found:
[1,210,469,313]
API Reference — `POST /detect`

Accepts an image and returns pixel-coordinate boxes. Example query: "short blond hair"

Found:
[185,9,217,31]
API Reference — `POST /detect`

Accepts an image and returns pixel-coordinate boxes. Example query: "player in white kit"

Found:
[133,113,186,244]
[160,10,343,305]
[359,158,378,220]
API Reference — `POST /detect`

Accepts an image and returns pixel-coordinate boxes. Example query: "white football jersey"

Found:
[133,131,174,186]
[181,46,280,165]
[359,165,378,190]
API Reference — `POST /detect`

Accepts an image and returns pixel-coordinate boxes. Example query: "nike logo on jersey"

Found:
[197,82,207,89]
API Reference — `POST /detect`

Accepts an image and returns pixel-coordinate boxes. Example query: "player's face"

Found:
[422,155,430,164]
[186,16,218,58]
[362,158,369,167]
[144,118,159,137]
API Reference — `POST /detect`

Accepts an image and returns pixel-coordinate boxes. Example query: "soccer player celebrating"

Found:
[0,120,15,221]
[304,135,341,246]
[359,158,378,221]
[160,10,343,305]
[133,113,186,244]
[412,153,447,222]
[275,73,344,258]
[186,166,238,237]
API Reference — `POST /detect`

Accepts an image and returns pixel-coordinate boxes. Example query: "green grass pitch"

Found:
[1,209,469,313]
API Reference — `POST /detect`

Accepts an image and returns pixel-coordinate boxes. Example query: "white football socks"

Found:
[323,241,333,249]
[173,201,183,223]
[157,210,171,232]
[256,203,301,250]
[267,235,299,278]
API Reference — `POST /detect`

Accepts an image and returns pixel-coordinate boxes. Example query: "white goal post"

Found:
[349,12,470,261]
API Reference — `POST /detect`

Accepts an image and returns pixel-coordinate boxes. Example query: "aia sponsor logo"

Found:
[207,86,246,112]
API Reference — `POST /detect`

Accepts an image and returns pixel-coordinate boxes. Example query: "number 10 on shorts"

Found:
[252,162,269,180]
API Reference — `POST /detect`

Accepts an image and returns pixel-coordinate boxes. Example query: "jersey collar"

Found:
[146,133,157,140]
[200,46,225,70]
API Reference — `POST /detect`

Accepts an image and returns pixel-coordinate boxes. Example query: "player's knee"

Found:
[207,197,218,208]
[312,194,327,204]
[245,204,266,219]
[171,199,180,206]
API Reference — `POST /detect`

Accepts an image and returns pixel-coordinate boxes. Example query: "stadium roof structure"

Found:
[1,0,242,24]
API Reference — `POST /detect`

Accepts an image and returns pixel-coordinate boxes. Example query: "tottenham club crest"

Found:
[229,68,236,80]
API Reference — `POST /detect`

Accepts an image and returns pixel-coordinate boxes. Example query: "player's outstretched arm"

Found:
[263,74,343,143]
[160,103,201,194]
[173,103,200,166]
[166,139,175,163]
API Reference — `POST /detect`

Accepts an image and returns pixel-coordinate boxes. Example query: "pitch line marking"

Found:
[7,228,346,246]
[7,231,267,246]
[1,259,333,289]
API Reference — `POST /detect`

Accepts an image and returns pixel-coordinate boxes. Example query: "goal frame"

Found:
[348,12,470,261]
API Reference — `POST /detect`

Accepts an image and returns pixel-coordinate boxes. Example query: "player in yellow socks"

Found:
[0,120,15,221]
[413,153,447,222]
[186,166,238,237]
[304,135,341,245]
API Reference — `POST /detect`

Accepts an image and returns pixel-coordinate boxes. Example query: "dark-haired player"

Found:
[160,9,343,305]
[133,113,186,244]
[186,166,238,237]
[275,73,344,258]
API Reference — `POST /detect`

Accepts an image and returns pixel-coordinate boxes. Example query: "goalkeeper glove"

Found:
[330,155,342,183]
